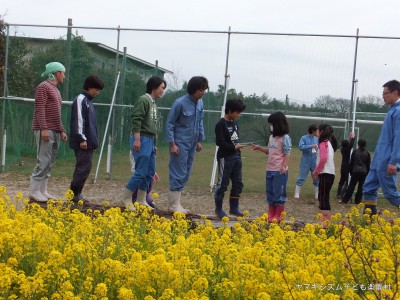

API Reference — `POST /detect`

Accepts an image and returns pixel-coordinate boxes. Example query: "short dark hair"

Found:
[358,139,367,149]
[83,75,104,90]
[341,140,350,148]
[267,111,289,137]
[225,99,246,114]
[383,80,400,94]
[187,76,208,95]
[146,76,166,94]
[308,123,318,134]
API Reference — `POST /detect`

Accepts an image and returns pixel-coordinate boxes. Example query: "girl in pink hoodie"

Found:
[312,124,338,224]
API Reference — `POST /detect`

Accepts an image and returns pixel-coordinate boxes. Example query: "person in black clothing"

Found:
[69,75,104,203]
[337,132,355,198]
[340,139,371,204]
[214,99,246,219]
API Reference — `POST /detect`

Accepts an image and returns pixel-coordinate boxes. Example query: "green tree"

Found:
[30,34,96,100]
[7,36,36,97]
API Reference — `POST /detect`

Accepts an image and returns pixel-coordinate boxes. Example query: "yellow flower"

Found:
[152,192,159,199]
[94,283,108,297]
[65,189,74,201]
[117,287,134,300]
[0,185,7,195]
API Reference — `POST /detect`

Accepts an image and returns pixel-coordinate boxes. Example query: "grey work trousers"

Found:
[31,130,61,180]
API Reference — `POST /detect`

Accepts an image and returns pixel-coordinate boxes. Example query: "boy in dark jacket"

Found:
[337,132,355,198]
[69,75,104,202]
[214,99,246,219]
[340,139,371,204]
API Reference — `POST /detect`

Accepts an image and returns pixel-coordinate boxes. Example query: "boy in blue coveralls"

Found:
[214,99,247,219]
[294,124,319,199]
[165,76,208,213]
[362,80,400,214]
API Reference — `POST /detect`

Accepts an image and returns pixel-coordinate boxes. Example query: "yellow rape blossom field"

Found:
[0,186,399,300]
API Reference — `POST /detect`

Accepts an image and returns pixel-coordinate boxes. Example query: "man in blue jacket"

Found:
[69,75,104,203]
[165,76,208,213]
[362,79,400,214]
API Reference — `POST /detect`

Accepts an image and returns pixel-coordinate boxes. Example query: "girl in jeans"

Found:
[252,112,292,223]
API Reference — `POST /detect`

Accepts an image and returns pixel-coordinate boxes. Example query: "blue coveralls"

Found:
[295,134,319,186]
[363,101,400,208]
[165,94,204,191]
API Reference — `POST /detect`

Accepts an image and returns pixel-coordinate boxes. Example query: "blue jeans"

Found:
[214,154,243,202]
[266,171,287,206]
[126,135,156,192]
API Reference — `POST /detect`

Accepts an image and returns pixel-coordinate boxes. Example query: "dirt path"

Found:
[0,172,365,225]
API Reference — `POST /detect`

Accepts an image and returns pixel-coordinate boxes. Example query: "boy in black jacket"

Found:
[340,139,371,204]
[214,99,246,219]
[337,132,355,198]
[69,75,104,203]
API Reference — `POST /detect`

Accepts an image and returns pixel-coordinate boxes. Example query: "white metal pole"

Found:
[210,76,231,192]
[93,72,121,183]
[351,80,358,133]
[349,28,359,136]
[1,25,9,173]
[1,130,6,168]
[210,26,232,192]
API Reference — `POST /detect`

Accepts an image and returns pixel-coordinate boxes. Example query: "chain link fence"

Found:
[1,21,398,173]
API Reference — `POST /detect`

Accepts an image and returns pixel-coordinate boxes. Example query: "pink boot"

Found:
[319,210,332,228]
[268,205,276,222]
[273,205,285,223]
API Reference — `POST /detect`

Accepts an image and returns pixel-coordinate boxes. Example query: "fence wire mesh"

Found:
[1,22,396,173]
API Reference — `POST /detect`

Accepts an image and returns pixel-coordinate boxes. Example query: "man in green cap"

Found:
[29,62,68,202]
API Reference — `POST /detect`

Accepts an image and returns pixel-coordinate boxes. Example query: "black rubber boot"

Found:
[229,197,244,217]
[215,198,227,219]
[363,204,377,216]
[337,183,344,198]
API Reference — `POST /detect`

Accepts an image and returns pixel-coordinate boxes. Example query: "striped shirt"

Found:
[32,80,65,132]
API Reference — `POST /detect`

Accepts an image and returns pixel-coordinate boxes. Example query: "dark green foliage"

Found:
[7,37,36,98]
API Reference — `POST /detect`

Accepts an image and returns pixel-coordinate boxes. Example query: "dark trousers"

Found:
[337,167,349,196]
[70,148,94,196]
[318,173,335,210]
[342,172,367,204]
[214,154,243,202]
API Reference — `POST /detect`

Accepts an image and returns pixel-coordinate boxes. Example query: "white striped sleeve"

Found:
[76,94,87,140]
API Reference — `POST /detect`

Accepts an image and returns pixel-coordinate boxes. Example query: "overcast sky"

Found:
[2,0,400,105]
